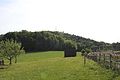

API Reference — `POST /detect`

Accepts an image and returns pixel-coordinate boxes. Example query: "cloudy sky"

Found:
[0,0,120,43]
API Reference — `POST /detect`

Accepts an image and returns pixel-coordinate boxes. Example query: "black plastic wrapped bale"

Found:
[0,59,4,65]
[64,49,76,57]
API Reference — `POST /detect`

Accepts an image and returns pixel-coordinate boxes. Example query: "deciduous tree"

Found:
[0,40,25,64]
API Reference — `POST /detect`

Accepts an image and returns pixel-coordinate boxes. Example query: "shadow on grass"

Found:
[0,64,9,69]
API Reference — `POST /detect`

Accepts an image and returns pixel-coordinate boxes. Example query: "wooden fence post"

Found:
[95,54,97,62]
[99,53,101,63]
[116,55,119,72]
[109,54,112,69]
[103,54,105,65]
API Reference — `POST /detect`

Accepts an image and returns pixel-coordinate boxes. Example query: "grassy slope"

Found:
[0,51,119,80]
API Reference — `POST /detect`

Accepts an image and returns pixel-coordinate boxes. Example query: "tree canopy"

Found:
[0,30,118,52]
[0,39,25,64]
[64,40,77,50]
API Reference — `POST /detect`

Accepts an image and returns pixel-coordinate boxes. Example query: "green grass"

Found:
[0,51,119,80]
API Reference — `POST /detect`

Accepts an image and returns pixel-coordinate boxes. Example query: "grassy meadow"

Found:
[0,51,119,80]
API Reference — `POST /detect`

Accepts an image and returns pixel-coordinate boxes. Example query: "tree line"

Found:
[0,30,120,52]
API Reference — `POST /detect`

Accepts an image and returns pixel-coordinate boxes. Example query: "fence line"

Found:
[87,51,120,73]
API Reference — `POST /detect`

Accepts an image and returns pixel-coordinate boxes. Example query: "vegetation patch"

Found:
[0,51,119,80]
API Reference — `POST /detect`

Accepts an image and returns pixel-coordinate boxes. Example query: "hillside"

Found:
[0,30,119,52]
[0,51,118,80]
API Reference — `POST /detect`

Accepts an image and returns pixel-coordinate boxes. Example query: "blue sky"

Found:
[0,0,13,6]
[0,0,120,43]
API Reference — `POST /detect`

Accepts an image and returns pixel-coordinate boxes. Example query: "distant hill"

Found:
[49,31,111,51]
[0,30,119,52]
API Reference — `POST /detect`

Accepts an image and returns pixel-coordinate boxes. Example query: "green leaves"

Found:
[85,48,92,54]
[81,48,92,56]
[64,40,77,50]
[0,39,25,64]
[81,49,86,54]
[2,30,113,52]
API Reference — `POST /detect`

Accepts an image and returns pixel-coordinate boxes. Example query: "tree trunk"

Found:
[84,56,86,65]
[9,57,12,65]
[15,56,17,63]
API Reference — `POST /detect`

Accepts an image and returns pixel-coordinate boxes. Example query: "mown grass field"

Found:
[0,51,119,80]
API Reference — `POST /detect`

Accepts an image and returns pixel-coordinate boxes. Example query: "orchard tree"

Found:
[81,48,92,65]
[81,49,86,65]
[81,49,86,56]
[0,39,25,65]
[85,48,92,54]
